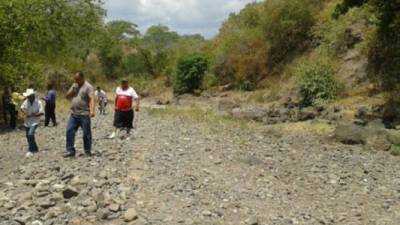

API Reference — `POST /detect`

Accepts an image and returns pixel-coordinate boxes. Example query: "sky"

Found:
[104,0,260,39]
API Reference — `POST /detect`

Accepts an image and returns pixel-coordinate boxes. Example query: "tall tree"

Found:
[0,0,105,88]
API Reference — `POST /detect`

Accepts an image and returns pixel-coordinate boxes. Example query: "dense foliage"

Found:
[298,63,341,106]
[209,0,319,89]
[174,55,208,95]
[0,0,104,89]
[0,0,399,106]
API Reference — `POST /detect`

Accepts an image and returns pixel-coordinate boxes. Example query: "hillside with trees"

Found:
[1,0,399,108]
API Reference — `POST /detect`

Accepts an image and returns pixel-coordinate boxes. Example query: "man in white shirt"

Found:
[95,86,107,115]
[20,88,44,157]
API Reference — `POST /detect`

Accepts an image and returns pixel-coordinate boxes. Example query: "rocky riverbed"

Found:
[1,107,400,225]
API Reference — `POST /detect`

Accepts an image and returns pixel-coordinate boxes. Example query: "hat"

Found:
[23,88,35,97]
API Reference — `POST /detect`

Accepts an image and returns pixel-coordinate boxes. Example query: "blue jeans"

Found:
[26,125,39,152]
[66,114,92,154]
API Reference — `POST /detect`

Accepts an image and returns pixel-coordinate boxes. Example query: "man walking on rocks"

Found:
[64,72,96,158]
[20,88,44,157]
[43,83,57,127]
[108,78,140,140]
[95,86,107,115]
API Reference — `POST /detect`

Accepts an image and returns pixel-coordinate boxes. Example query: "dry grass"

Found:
[269,119,335,137]
[146,105,335,138]
[56,96,72,113]
[146,106,251,130]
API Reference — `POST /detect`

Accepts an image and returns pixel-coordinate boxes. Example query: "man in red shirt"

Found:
[108,79,140,139]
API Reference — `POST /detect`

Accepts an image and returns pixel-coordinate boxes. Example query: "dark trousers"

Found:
[26,125,39,152]
[9,105,17,129]
[45,103,57,126]
[2,107,8,125]
[66,114,92,154]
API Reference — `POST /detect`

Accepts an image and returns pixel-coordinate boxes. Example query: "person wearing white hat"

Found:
[20,88,44,157]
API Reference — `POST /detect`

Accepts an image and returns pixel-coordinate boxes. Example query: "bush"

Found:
[298,63,341,106]
[173,55,208,95]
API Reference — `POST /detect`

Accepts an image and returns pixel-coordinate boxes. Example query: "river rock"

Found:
[123,208,138,222]
[231,107,267,122]
[62,187,79,199]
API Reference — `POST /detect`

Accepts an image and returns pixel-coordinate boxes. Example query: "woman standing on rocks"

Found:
[108,79,140,140]
[20,88,44,157]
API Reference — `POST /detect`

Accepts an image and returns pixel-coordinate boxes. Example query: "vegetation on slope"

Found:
[0,0,399,105]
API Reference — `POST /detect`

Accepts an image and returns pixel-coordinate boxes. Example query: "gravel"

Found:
[0,107,400,224]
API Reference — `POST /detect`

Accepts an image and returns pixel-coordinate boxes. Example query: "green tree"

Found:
[96,20,141,79]
[107,20,140,41]
[174,55,208,95]
[0,0,104,88]
[139,25,180,77]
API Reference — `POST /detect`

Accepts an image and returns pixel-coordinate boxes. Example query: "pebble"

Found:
[124,208,138,222]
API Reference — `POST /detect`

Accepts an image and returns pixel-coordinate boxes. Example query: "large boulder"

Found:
[365,133,392,151]
[386,130,400,145]
[382,101,400,128]
[334,120,400,151]
[231,107,267,122]
[333,124,368,145]
[364,120,393,151]
[355,106,383,124]
[218,100,239,114]
[298,107,318,121]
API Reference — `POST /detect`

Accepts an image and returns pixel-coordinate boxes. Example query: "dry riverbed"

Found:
[1,106,400,225]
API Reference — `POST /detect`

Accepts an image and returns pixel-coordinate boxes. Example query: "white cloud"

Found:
[104,0,261,38]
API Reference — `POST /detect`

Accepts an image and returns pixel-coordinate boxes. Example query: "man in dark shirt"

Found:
[2,88,11,125]
[43,84,57,127]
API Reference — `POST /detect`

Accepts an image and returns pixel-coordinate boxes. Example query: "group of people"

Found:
[2,71,140,158]
[2,84,57,130]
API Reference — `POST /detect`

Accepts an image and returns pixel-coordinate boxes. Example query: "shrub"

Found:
[298,63,341,106]
[173,55,208,95]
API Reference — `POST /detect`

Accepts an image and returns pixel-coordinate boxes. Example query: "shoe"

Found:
[107,132,116,139]
[84,152,92,157]
[63,152,76,158]
[25,152,34,158]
